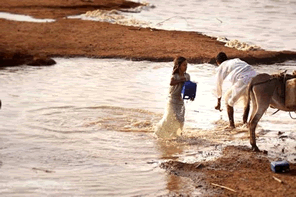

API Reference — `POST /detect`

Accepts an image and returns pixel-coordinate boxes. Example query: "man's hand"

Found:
[215,104,221,111]
[215,98,221,111]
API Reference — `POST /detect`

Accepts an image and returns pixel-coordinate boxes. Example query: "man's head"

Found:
[216,52,228,65]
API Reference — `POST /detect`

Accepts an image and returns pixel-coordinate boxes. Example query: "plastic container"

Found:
[181,81,197,100]
[270,160,290,173]
[285,78,296,108]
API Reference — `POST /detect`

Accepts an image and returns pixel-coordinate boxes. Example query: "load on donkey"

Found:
[246,70,296,151]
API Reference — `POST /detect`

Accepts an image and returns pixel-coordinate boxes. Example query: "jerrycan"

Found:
[285,78,296,109]
[270,160,290,173]
[181,81,197,100]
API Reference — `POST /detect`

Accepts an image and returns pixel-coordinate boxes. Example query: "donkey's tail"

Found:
[243,80,253,123]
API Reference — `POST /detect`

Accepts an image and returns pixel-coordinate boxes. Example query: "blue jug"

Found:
[181,81,197,100]
[271,160,290,173]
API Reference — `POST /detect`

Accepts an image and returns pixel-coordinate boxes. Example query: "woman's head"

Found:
[216,52,228,65]
[173,56,187,74]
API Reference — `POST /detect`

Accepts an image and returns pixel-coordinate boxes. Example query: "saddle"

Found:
[271,71,296,108]
[271,71,295,98]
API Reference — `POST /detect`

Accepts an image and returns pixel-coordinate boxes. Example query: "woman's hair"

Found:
[172,56,187,74]
[216,52,228,64]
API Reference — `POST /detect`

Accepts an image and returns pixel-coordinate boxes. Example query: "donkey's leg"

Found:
[249,79,277,151]
[249,101,269,151]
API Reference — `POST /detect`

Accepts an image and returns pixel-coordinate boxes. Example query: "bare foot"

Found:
[252,145,260,152]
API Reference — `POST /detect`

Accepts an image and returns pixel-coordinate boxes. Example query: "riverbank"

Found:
[1,0,296,67]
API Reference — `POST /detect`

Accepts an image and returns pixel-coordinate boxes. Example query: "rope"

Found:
[271,109,280,115]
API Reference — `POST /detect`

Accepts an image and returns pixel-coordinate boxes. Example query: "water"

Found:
[0,12,55,23]
[1,58,296,196]
[126,0,296,51]
[1,0,296,196]
[1,0,296,50]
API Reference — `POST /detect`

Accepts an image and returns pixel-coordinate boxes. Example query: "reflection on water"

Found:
[0,58,296,196]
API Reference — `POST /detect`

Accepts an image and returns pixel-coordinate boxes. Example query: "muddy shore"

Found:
[1,1,296,196]
[161,145,296,197]
[1,0,296,67]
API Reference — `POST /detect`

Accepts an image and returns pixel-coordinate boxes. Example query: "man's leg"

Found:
[228,81,251,127]
[230,83,249,124]
[224,89,235,128]
[227,104,235,128]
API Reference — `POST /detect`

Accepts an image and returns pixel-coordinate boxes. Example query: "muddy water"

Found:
[0,58,296,196]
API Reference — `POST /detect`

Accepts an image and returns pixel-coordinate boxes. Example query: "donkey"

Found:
[246,71,296,151]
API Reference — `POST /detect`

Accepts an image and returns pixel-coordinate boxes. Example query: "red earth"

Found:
[1,0,296,67]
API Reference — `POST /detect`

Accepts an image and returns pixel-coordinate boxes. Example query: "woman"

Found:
[155,56,191,138]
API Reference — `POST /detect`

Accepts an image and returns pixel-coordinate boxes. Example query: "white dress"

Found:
[215,58,257,106]
[155,73,190,138]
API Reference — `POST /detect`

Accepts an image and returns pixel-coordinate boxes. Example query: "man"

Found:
[214,52,257,128]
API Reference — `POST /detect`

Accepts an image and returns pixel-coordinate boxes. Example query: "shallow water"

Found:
[1,58,296,196]
[127,0,296,51]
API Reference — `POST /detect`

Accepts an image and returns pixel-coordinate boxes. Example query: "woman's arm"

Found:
[170,75,186,86]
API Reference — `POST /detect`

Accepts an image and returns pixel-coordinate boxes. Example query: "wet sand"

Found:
[1,1,296,196]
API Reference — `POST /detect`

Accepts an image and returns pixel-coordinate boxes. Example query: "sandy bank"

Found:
[1,0,296,67]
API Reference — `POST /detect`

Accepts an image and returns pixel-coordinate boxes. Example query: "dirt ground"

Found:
[1,0,296,196]
[161,145,296,197]
[160,120,296,197]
